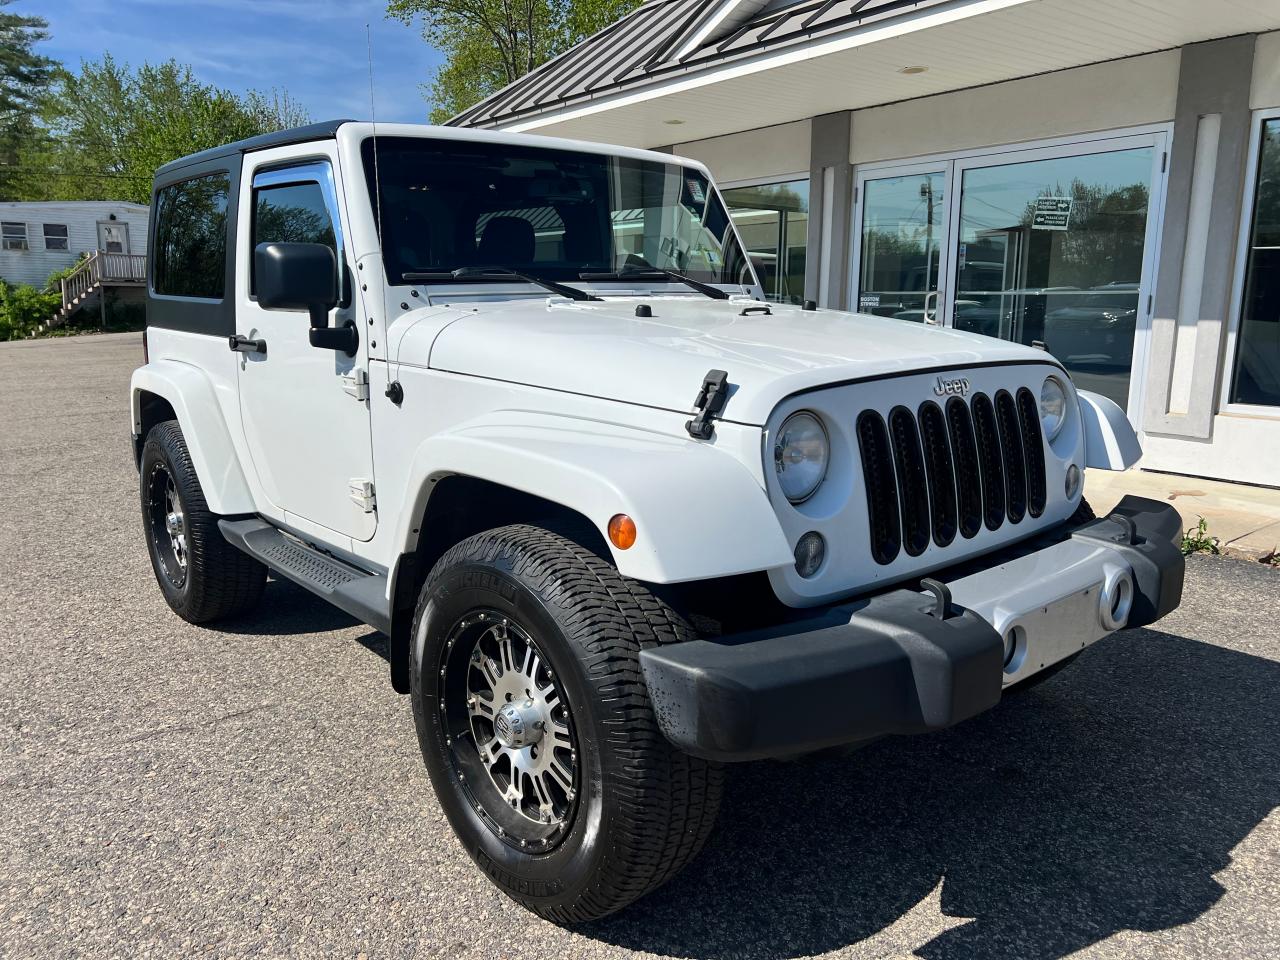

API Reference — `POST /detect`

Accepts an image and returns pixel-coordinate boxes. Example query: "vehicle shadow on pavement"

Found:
[583,627,1280,959]
[208,578,361,636]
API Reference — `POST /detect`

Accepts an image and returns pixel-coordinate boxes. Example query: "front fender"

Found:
[1078,390,1142,471]
[396,411,793,584]
[131,361,255,515]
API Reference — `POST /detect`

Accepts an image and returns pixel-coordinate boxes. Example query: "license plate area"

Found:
[999,583,1107,685]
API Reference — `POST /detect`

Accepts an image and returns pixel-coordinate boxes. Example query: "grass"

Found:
[1180,515,1221,557]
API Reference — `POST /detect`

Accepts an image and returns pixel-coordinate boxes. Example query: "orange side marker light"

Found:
[608,514,637,550]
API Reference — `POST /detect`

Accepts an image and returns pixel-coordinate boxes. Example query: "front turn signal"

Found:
[608,514,637,550]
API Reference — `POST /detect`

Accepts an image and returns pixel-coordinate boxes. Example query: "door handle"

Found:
[229,334,267,355]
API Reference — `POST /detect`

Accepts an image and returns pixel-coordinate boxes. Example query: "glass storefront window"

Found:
[1230,118,1280,407]
[857,172,946,322]
[952,147,1153,409]
[723,180,809,304]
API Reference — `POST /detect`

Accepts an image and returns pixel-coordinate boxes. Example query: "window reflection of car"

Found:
[891,299,997,329]
[1044,282,1140,368]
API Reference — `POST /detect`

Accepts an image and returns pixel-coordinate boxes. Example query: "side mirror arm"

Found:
[309,321,359,356]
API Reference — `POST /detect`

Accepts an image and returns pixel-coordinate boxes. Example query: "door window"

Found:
[1229,118,1280,408]
[952,147,1153,409]
[247,167,340,296]
[723,179,809,304]
[99,223,128,254]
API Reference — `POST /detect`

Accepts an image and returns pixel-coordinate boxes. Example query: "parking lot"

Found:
[2,331,1278,960]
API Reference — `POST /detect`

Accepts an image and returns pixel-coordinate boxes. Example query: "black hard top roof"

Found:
[154,119,356,180]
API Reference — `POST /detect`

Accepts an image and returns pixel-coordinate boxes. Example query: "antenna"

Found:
[366,24,385,259]
[367,23,405,402]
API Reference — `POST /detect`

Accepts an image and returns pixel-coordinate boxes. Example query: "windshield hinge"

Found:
[342,368,369,401]
[685,369,730,441]
[348,479,376,513]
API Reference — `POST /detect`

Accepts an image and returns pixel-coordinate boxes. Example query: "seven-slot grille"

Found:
[856,387,1047,565]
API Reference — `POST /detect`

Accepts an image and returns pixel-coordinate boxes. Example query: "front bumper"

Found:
[640,496,1183,762]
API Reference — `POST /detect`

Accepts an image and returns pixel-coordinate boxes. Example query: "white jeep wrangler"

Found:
[132,121,1184,922]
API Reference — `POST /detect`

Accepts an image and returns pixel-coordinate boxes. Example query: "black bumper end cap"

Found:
[640,590,1004,762]
[1072,494,1184,628]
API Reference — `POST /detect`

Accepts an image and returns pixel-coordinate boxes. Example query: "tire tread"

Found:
[422,523,723,922]
[143,421,266,623]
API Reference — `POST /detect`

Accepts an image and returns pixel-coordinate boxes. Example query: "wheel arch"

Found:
[383,418,793,693]
[131,361,255,515]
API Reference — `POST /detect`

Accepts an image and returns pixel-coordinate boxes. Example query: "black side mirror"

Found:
[254,242,356,355]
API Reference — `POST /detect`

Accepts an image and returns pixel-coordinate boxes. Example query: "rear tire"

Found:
[411,523,722,923]
[140,420,266,623]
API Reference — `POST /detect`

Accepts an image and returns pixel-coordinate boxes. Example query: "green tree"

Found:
[387,0,641,123]
[10,55,309,203]
[0,0,55,198]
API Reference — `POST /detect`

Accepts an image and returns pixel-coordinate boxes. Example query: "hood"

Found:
[425,296,1051,426]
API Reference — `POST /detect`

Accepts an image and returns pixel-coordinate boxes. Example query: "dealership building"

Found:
[453,0,1280,487]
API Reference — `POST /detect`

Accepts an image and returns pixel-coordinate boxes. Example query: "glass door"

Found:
[722,179,810,304]
[947,137,1166,417]
[853,166,949,323]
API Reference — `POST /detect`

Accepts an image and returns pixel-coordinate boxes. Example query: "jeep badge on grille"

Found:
[933,375,971,397]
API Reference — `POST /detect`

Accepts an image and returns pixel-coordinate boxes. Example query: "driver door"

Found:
[234,150,376,542]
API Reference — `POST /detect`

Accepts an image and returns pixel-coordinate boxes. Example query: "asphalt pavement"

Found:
[2,332,1278,960]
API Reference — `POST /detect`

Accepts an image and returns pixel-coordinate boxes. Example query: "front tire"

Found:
[411,524,722,923]
[140,420,266,623]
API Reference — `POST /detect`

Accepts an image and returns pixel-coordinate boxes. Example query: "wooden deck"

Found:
[50,251,147,328]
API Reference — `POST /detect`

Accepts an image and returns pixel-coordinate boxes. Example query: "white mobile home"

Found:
[0,200,148,289]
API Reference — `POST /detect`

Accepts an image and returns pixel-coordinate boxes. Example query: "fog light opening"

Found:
[794,531,826,578]
[1003,625,1028,675]
[1065,464,1081,500]
[1099,569,1134,630]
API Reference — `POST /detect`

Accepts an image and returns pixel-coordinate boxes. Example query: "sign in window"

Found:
[952,147,1154,410]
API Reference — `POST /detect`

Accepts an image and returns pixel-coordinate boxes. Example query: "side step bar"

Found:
[218,518,391,634]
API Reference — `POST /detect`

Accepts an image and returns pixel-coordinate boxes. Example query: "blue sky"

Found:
[34,0,445,123]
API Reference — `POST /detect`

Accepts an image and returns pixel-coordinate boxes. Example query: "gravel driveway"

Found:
[2,332,1278,959]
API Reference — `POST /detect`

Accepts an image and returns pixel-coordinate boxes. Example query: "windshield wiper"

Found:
[403,266,601,302]
[578,265,730,300]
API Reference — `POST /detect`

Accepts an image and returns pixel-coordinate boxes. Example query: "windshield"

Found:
[361,136,755,288]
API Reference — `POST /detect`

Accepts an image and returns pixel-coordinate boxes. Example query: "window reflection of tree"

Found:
[1020,179,1149,289]
[154,174,230,299]
[255,199,335,250]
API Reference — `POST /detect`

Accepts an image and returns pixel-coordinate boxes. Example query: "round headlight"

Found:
[1040,376,1068,440]
[774,411,829,504]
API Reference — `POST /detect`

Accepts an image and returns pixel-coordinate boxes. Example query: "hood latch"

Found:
[685,369,730,441]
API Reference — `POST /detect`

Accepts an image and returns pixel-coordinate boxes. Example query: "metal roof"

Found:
[450,0,949,129]
[154,119,355,179]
